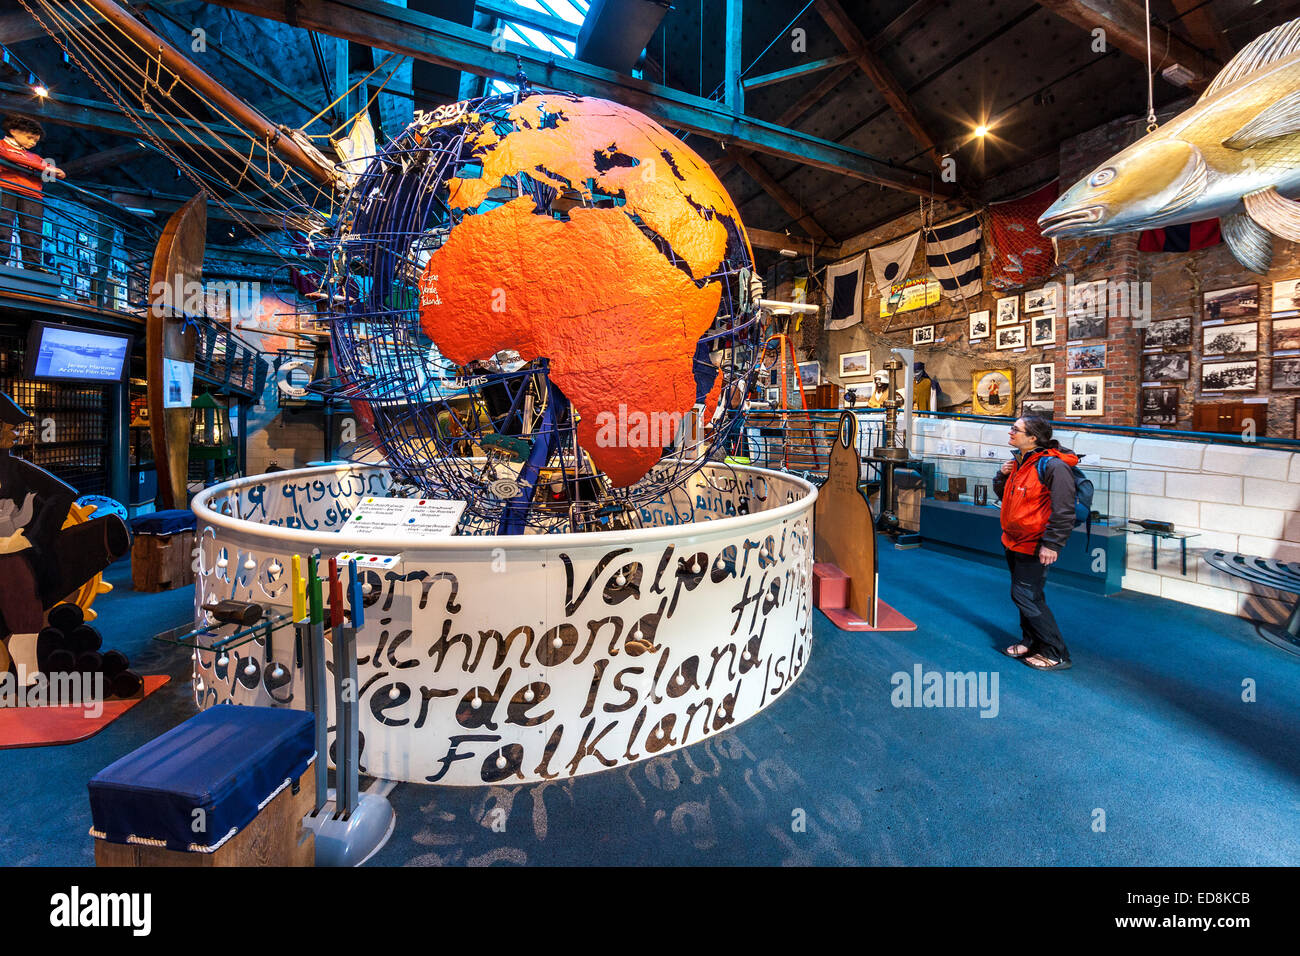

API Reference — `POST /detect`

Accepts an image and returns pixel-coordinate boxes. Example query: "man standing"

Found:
[0,115,64,270]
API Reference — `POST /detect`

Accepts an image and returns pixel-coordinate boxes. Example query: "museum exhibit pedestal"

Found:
[188,462,817,786]
[920,498,1127,595]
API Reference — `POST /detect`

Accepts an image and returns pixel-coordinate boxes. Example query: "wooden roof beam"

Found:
[197,0,951,197]
[746,227,838,259]
[815,0,946,172]
[1035,0,1220,90]
[0,0,188,44]
[726,146,831,241]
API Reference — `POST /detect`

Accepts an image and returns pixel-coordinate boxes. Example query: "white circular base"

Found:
[190,463,816,784]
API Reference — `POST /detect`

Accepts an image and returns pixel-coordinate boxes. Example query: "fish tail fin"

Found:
[1244,186,1300,243]
[1222,210,1273,273]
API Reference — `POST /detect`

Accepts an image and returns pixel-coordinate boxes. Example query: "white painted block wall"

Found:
[865,413,1300,624]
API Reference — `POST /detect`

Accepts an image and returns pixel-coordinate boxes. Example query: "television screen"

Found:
[25,322,132,383]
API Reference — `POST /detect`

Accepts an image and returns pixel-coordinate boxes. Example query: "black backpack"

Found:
[1037,454,1095,547]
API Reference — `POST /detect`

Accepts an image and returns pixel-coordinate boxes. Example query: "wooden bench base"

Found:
[95,765,315,867]
[130,530,196,593]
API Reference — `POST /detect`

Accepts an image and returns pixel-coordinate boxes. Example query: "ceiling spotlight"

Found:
[974,124,989,138]
[779,248,798,258]
[29,74,47,98]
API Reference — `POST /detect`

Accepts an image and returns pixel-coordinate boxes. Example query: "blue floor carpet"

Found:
[4,544,1298,866]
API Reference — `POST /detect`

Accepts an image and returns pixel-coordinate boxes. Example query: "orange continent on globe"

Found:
[418,94,750,487]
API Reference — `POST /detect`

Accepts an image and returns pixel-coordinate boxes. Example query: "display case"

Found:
[924,453,1128,526]
[918,453,1129,595]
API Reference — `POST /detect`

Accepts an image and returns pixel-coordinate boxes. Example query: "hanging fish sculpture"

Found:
[1038,17,1300,273]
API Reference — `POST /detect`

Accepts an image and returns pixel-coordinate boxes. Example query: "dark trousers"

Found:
[0,190,43,269]
[1004,547,1070,662]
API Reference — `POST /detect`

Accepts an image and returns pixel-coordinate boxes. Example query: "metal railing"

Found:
[911,410,1300,452]
[733,408,884,481]
[0,160,159,315]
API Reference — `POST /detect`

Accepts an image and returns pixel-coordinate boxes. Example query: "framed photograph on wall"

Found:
[1029,362,1055,393]
[969,310,991,340]
[1065,375,1104,417]
[1067,311,1107,341]
[797,361,821,389]
[913,325,935,345]
[1201,359,1257,392]
[1142,351,1190,382]
[1067,279,1105,315]
[1140,386,1178,426]
[1145,315,1191,349]
[1066,343,1106,372]
[996,297,1019,326]
[765,386,782,404]
[839,349,872,377]
[1272,356,1300,390]
[971,367,1015,416]
[1030,313,1056,346]
[1022,399,1053,418]
[1273,317,1300,353]
[1025,286,1058,314]
[1203,322,1258,356]
[1203,283,1259,321]
[1273,278,1300,316]
[996,325,1026,350]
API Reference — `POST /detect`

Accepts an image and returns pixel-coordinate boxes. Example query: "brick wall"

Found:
[806,95,1300,435]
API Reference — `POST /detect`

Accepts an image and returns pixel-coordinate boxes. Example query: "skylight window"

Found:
[481,0,589,97]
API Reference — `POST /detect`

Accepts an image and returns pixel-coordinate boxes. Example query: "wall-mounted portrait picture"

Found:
[1143,351,1190,381]
[913,325,935,345]
[1065,374,1104,416]
[1272,357,1300,390]
[969,310,990,340]
[1203,322,1257,356]
[1201,359,1257,392]
[797,361,821,388]
[1067,279,1105,315]
[1066,311,1107,341]
[1030,313,1056,346]
[1145,315,1191,349]
[996,325,1026,350]
[1140,386,1178,426]
[1025,285,1058,314]
[1272,278,1300,316]
[1066,343,1106,372]
[1203,284,1259,321]
[1273,317,1300,353]
[996,297,1019,326]
[839,349,872,377]
[1029,362,1055,393]
[971,368,1015,416]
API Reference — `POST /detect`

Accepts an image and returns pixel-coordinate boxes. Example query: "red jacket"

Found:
[994,445,1079,554]
[0,138,47,198]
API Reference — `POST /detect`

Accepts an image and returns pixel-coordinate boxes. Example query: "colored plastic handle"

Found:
[348,558,364,630]
[307,553,323,626]
[291,554,305,621]
[328,557,343,629]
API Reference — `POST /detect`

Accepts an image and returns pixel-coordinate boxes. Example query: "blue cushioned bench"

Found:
[89,705,316,866]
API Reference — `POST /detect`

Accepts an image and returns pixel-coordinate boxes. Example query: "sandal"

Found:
[1002,643,1034,658]
[1022,653,1072,671]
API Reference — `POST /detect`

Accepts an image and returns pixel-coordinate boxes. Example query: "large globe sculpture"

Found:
[323,88,761,533]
